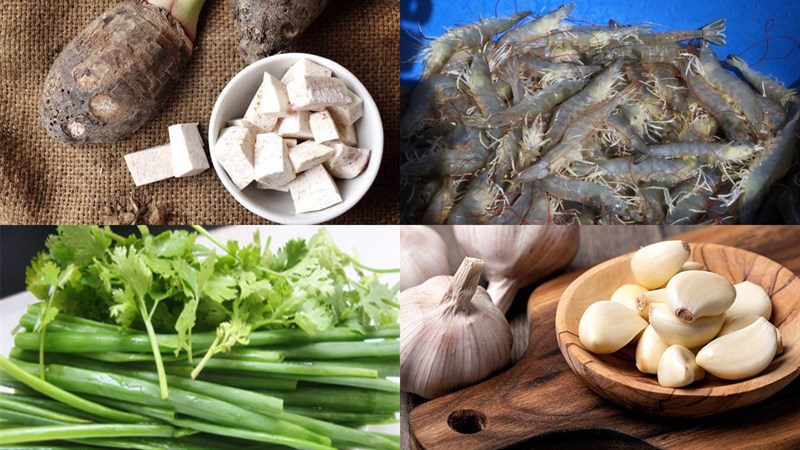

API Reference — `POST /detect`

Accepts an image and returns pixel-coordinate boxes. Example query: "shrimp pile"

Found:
[401,3,799,224]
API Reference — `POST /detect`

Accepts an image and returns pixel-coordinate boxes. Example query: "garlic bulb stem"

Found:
[442,257,484,313]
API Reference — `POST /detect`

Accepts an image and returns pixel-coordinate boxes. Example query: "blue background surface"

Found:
[400,0,800,88]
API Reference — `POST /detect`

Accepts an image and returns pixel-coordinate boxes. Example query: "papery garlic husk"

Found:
[453,225,579,313]
[695,317,778,381]
[400,226,451,290]
[636,289,668,319]
[579,301,648,354]
[400,257,512,399]
[725,281,772,321]
[636,325,670,374]
[657,345,704,388]
[681,261,706,271]
[649,303,724,348]
[630,241,690,289]
[718,313,760,337]
[666,271,736,323]
[611,284,649,315]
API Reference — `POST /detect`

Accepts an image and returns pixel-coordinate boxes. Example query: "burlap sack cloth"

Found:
[0,0,399,224]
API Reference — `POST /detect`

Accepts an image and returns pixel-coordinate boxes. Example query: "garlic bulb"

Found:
[657,345,704,388]
[611,284,649,315]
[718,313,760,337]
[695,317,778,380]
[636,325,669,374]
[726,281,772,320]
[649,303,724,348]
[453,225,579,313]
[636,289,667,319]
[579,301,648,354]
[666,271,736,322]
[400,257,512,399]
[630,240,690,289]
[400,226,451,290]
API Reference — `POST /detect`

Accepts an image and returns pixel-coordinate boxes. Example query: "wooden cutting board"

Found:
[409,226,800,449]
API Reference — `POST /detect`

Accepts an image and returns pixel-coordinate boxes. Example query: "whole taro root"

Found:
[231,0,329,64]
[40,0,205,145]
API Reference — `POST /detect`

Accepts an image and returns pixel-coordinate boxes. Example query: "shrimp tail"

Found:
[726,54,747,69]
[700,18,726,46]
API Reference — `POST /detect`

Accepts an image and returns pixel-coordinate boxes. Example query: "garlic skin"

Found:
[453,225,579,313]
[400,257,512,399]
[680,261,706,271]
[630,240,691,289]
[636,288,668,319]
[657,345,704,388]
[725,281,772,321]
[400,226,451,290]
[695,317,778,381]
[666,271,736,322]
[718,313,760,337]
[611,284,649,314]
[579,301,648,354]
[649,303,724,348]
[636,325,669,374]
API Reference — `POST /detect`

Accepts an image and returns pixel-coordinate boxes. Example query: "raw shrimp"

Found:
[422,11,531,78]
[467,52,505,116]
[639,185,666,224]
[595,156,703,186]
[421,178,463,224]
[726,55,798,106]
[541,176,642,221]
[695,47,764,133]
[466,79,585,129]
[523,88,633,180]
[667,171,722,224]
[403,179,441,221]
[756,96,787,136]
[639,19,726,46]
[544,59,625,150]
[604,113,648,153]
[491,128,523,184]
[640,141,757,163]
[497,53,600,84]
[489,187,532,224]
[527,26,647,56]
[594,44,689,65]
[447,171,499,224]
[684,70,750,141]
[497,3,574,47]
[400,74,459,138]
[401,142,490,181]
[739,111,800,223]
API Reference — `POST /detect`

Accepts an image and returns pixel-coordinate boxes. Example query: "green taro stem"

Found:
[147,0,206,42]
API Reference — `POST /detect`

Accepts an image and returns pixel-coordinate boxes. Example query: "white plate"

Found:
[209,54,384,224]
[1,226,400,436]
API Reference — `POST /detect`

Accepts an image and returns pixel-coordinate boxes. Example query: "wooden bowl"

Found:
[556,242,800,417]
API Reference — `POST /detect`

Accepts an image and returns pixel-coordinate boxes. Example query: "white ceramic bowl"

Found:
[209,53,383,224]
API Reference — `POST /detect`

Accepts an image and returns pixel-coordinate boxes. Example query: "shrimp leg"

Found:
[684,70,750,141]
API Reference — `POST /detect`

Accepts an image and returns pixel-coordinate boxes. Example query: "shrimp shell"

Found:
[684,70,750,141]
[595,156,702,187]
[497,3,574,47]
[726,55,798,106]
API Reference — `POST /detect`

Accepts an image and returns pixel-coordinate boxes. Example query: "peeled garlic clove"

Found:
[631,240,690,289]
[649,303,724,348]
[579,301,648,354]
[657,345,702,388]
[611,284,649,314]
[725,281,772,321]
[636,288,667,319]
[681,261,706,271]
[718,313,760,337]
[695,317,778,380]
[666,271,735,322]
[636,325,669,374]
